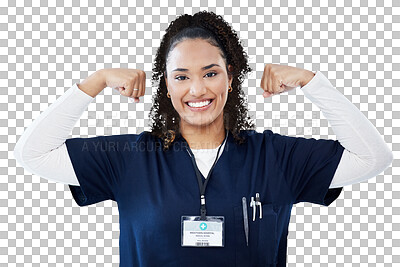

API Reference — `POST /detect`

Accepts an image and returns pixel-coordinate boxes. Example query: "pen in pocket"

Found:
[242,197,249,246]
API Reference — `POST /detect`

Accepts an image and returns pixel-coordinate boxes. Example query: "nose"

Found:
[189,79,207,97]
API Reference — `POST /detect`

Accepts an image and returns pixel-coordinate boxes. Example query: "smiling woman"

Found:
[163,39,234,149]
[12,9,393,267]
[149,11,255,150]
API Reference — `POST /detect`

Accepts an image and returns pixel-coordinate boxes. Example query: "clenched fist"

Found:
[260,64,315,98]
[103,68,146,103]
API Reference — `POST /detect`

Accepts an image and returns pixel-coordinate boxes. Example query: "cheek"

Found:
[169,97,179,110]
[216,86,228,101]
[170,92,185,110]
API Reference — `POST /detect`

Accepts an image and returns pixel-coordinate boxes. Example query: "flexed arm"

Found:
[13,68,146,185]
[259,64,393,188]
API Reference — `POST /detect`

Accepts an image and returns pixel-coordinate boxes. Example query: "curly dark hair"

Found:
[149,10,256,150]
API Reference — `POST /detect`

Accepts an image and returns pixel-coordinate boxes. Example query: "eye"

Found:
[175,76,186,81]
[174,72,217,81]
[206,72,217,78]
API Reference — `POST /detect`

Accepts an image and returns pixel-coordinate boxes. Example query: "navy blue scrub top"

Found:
[65,129,345,267]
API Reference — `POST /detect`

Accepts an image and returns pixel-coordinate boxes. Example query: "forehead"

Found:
[166,39,225,70]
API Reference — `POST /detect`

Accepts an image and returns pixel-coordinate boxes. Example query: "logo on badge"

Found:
[199,222,207,230]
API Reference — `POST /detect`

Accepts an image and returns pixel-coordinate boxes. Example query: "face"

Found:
[164,38,233,133]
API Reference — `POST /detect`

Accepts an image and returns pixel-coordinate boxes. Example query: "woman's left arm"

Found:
[260,64,393,188]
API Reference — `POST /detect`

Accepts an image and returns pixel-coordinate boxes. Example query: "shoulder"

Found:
[238,129,297,151]
[85,131,162,153]
[239,129,275,141]
[100,131,160,143]
[229,129,275,149]
[253,129,296,143]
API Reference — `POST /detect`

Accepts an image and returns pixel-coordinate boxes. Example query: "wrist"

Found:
[78,70,106,98]
[300,70,316,88]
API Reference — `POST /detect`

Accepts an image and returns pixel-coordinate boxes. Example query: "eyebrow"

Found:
[172,63,221,73]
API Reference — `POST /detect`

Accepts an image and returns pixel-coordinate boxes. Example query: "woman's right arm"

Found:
[13,68,146,185]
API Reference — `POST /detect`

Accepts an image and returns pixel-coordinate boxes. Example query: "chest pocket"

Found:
[233,203,278,266]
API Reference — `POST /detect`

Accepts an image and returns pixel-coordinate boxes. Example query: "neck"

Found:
[180,119,226,150]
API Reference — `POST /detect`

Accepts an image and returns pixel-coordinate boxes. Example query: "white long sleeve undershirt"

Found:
[13,71,393,188]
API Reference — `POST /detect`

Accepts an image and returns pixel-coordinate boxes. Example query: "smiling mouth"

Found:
[185,99,214,108]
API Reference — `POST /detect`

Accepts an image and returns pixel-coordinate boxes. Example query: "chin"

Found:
[179,109,224,128]
[186,119,214,127]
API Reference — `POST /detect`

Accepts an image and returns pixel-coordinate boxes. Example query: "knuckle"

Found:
[128,76,135,84]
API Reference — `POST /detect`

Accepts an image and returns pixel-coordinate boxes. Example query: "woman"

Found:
[14,11,393,267]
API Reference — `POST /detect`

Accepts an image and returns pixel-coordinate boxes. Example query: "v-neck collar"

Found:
[178,129,229,149]
[177,129,232,181]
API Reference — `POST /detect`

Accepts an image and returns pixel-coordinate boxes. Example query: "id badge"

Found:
[181,216,225,247]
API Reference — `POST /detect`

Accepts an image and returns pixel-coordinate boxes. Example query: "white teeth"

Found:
[187,100,211,108]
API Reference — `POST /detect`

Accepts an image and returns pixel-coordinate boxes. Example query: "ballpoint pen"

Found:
[250,196,256,221]
[242,197,249,246]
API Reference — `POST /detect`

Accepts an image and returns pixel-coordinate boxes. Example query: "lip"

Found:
[185,98,214,103]
[185,99,214,112]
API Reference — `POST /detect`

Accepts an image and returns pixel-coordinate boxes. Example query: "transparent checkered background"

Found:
[2,0,398,266]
